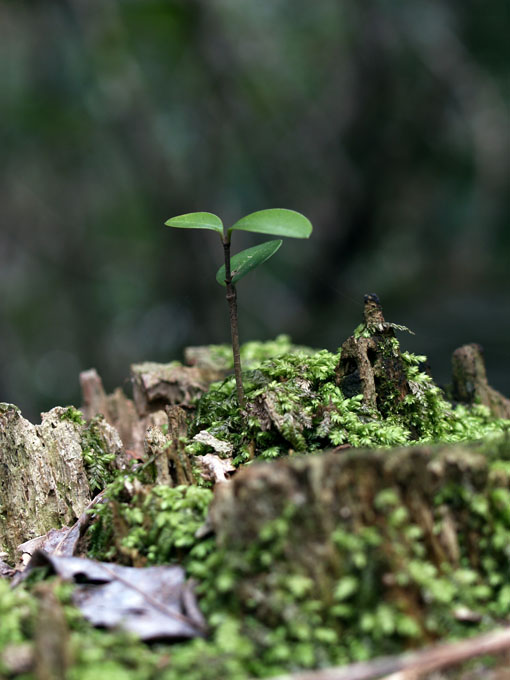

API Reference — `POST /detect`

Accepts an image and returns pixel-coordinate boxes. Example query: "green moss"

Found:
[174,473,510,676]
[0,579,171,679]
[87,481,214,567]
[60,406,86,426]
[81,417,117,493]
[8,449,510,679]
[0,580,36,655]
[48,334,510,679]
[205,334,315,371]
[188,341,510,465]
[58,408,119,493]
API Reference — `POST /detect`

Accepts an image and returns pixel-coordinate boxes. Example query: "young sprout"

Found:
[164,209,313,407]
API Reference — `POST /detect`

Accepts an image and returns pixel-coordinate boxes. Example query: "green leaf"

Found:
[230,209,312,239]
[164,212,223,235]
[216,239,282,286]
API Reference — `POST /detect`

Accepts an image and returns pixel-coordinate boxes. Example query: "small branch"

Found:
[264,627,510,680]
[223,237,245,407]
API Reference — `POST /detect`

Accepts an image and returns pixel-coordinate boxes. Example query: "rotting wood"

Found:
[336,294,411,415]
[131,361,207,416]
[210,441,490,554]
[80,368,180,461]
[209,440,504,655]
[143,406,194,486]
[0,404,122,559]
[451,343,510,419]
[80,368,148,459]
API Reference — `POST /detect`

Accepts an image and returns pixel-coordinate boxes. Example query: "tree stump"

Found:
[209,439,510,655]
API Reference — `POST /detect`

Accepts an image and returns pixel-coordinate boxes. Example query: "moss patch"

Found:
[188,346,509,465]
[81,417,118,493]
[87,481,214,568]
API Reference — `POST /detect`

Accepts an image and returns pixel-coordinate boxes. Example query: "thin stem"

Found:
[223,236,245,407]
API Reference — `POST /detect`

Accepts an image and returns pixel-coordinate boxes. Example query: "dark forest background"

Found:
[1,0,509,421]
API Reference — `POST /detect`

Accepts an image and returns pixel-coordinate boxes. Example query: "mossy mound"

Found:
[205,442,510,671]
[185,299,510,467]
[188,345,508,465]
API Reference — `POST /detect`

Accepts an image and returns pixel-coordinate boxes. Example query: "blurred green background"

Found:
[1,0,509,420]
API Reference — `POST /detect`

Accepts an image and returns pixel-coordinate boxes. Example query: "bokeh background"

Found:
[1,0,509,421]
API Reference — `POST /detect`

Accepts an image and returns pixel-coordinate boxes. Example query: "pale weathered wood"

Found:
[131,361,207,416]
[0,404,122,559]
[80,368,144,458]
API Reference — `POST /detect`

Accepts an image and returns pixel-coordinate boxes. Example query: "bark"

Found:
[0,404,121,559]
[336,294,410,415]
[143,406,194,486]
[131,361,207,416]
[451,343,510,418]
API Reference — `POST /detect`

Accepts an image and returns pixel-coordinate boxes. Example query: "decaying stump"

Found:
[210,439,509,648]
[80,368,143,456]
[80,358,214,460]
[336,294,411,415]
[81,368,150,459]
[144,406,194,486]
[80,368,198,481]
[211,442,488,553]
[0,404,121,558]
[452,343,510,419]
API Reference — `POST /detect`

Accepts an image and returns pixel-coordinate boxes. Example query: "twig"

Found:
[265,627,510,680]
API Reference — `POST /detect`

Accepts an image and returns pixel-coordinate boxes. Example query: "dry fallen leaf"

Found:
[19,550,206,641]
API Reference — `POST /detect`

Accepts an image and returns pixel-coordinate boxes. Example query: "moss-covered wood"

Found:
[336,293,411,414]
[207,438,510,664]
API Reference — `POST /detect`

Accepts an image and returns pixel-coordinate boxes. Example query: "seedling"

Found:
[164,209,313,407]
